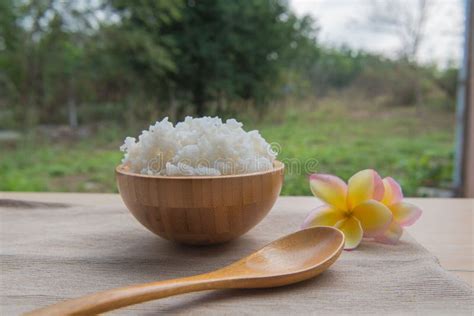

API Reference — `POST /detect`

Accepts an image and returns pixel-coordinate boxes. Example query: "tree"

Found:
[366,0,431,61]
[103,0,317,116]
[1,0,319,126]
[0,0,101,127]
[164,0,317,115]
[103,0,184,109]
[363,0,432,112]
[0,0,23,109]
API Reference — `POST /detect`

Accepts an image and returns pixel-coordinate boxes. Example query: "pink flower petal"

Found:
[381,177,404,206]
[390,202,422,227]
[374,220,403,244]
[309,174,348,211]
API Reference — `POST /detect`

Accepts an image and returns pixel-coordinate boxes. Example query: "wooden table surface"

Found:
[1,192,473,287]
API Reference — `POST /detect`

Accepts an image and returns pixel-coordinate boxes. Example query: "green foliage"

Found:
[395,151,453,194]
[433,66,458,109]
[0,0,23,104]
[309,47,364,91]
[0,0,459,196]
[166,0,315,114]
[0,97,454,196]
[0,0,458,126]
[244,98,455,196]
[105,0,183,85]
[0,137,122,192]
[0,0,322,122]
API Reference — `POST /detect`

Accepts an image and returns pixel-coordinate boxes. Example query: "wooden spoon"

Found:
[26,226,344,316]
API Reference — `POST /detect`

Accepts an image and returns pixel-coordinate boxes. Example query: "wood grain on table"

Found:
[1,193,473,286]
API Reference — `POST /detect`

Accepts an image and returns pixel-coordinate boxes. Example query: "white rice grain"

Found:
[120,117,276,176]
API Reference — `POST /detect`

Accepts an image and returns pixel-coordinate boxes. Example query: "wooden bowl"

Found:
[116,161,284,245]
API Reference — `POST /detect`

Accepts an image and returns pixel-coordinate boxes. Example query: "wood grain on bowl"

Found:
[116,161,284,245]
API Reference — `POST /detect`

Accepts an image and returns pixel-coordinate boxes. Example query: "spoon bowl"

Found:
[27,226,345,316]
[218,226,345,288]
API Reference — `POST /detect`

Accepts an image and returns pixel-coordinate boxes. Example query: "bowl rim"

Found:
[116,160,284,180]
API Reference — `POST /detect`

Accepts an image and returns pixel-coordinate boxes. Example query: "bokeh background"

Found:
[0,0,468,196]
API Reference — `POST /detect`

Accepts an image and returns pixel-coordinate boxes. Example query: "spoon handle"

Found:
[25,273,230,316]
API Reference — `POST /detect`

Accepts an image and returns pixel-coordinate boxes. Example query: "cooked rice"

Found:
[120,116,276,176]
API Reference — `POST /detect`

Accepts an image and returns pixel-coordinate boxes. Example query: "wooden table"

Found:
[1,193,472,286]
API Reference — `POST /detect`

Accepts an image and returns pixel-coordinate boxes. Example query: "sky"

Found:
[290,0,466,67]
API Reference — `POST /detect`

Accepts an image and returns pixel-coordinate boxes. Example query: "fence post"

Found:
[454,0,473,197]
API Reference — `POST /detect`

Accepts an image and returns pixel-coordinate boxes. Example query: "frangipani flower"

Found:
[374,177,422,244]
[302,169,393,249]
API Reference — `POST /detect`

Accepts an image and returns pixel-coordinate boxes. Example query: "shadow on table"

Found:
[101,231,267,277]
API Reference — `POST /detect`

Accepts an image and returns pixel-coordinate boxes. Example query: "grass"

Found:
[0,96,455,196]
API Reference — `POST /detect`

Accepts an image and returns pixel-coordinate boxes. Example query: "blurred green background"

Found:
[0,0,458,196]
